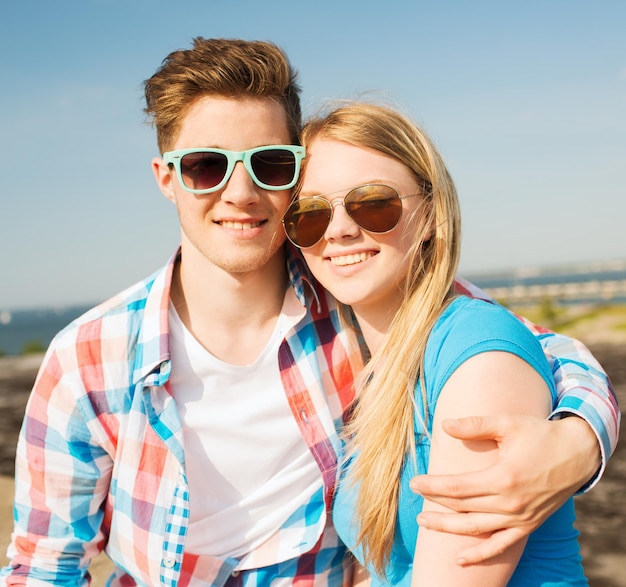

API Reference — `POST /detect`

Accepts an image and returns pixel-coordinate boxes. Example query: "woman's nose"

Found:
[324,200,360,241]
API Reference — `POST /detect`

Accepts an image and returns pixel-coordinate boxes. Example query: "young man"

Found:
[1,38,619,586]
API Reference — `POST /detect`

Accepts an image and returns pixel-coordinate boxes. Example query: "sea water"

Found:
[0,305,92,356]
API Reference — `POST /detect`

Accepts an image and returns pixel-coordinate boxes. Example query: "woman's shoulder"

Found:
[424,296,552,396]
[434,296,536,346]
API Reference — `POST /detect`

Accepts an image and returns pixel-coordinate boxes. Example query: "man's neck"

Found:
[171,247,288,365]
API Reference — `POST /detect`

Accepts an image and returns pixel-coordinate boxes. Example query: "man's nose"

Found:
[220,161,260,206]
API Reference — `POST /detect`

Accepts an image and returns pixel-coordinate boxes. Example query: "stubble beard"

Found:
[205,230,287,276]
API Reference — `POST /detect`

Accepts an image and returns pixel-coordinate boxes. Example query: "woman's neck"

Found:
[352,302,400,355]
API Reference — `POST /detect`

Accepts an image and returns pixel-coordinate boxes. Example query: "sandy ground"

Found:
[0,344,624,586]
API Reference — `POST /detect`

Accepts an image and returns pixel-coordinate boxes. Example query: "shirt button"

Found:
[164,556,176,568]
[231,570,240,577]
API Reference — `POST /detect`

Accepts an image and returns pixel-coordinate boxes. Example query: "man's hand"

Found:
[410,414,600,565]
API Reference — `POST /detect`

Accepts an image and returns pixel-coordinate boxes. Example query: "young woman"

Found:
[282,102,588,586]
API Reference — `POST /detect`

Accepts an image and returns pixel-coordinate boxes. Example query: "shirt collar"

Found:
[285,243,322,314]
[134,245,322,385]
[132,248,179,385]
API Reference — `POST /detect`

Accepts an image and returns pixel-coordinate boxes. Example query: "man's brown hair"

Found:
[144,37,302,153]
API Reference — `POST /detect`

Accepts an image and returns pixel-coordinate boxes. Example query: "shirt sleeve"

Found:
[1,345,114,586]
[425,298,557,408]
[453,276,621,491]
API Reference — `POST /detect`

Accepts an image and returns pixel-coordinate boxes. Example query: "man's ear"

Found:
[152,157,176,203]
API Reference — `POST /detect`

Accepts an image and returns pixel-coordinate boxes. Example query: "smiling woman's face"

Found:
[299,137,428,317]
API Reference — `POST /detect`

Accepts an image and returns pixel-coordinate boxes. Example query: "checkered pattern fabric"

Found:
[0,249,618,586]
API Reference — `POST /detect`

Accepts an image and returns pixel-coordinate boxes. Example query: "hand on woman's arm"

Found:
[410,412,600,564]
[412,351,551,586]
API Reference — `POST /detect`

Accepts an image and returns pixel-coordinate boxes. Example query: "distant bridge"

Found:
[485,279,626,305]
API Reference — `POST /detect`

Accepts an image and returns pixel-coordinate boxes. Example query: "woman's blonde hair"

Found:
[301,101,462,576]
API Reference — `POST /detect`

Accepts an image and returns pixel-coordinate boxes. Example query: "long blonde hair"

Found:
[301,102,462,576]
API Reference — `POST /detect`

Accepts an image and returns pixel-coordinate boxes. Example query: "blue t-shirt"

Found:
[333,297,587,586]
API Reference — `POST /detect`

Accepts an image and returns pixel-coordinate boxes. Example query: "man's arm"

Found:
[410,277,621,565]
[0,349,113,586]
[516,314,619,482]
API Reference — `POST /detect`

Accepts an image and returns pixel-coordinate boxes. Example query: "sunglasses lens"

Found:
[251,149,297,187]
[283,199,332,247]
[346,185,402,232]
[283,185,405,248]
[179,152,228,191]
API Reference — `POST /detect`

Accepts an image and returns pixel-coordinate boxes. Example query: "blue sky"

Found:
[1,0,624,309]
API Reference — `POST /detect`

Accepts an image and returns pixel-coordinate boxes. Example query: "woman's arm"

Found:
[411,277,621,564]
[454,275,619,475]
[412,351,553,587]
[412,413,598,564]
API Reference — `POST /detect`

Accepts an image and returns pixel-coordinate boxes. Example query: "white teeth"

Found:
[221,221,262,230]
[329,252,373,266]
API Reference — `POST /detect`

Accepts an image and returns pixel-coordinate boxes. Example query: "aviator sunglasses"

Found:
[282,183,420,248]
[163,145,306,194]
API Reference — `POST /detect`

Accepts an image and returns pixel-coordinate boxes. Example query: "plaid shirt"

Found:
[1,249,619,586]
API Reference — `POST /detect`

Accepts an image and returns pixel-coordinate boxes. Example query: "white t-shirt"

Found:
[168,288,322,562]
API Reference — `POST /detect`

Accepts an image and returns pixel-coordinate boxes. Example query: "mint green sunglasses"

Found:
[163,145,305,194]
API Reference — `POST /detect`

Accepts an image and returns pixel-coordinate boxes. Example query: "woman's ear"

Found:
[152,157,177,203]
